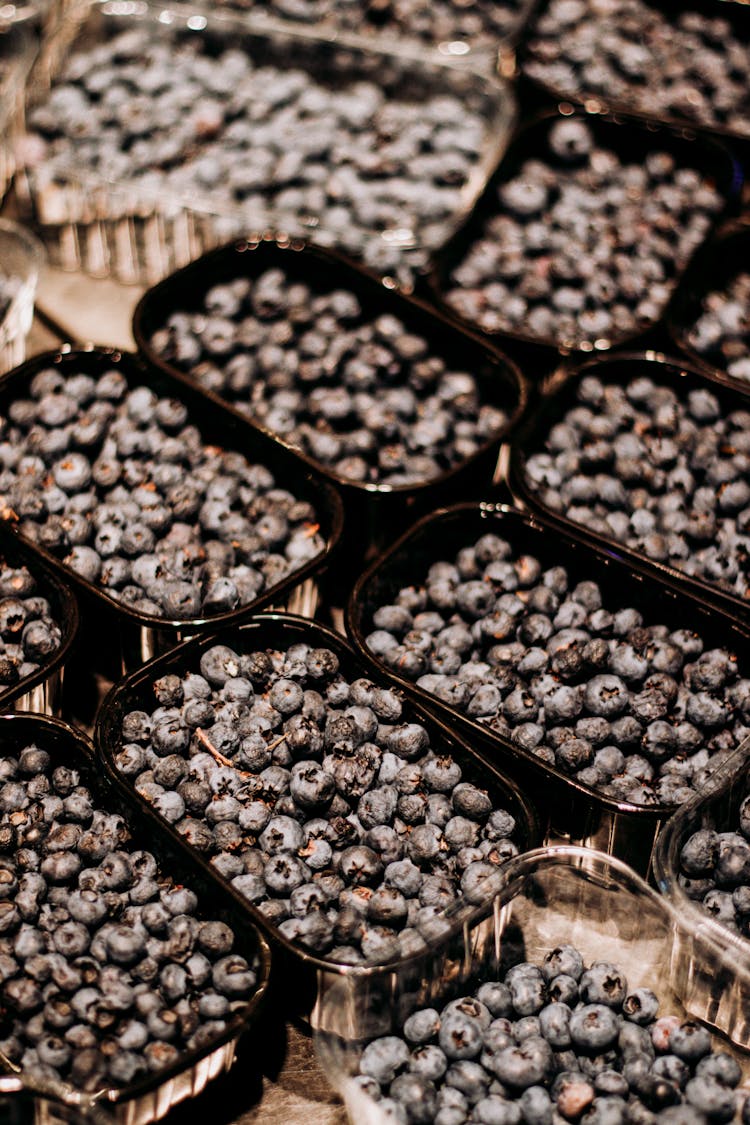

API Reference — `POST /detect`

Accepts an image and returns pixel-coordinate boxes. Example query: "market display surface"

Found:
[5,0,750,1120]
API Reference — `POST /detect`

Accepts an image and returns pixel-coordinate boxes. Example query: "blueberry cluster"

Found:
[114,641,523,963]
[0,744,259,1093]
[442,119,722,349]
[0,561,62,688]
[355,944,746,1125]
[24,28,490,279]
[0,365,325,620]
[678,794,750,935]
[363,531,750,806]
[525,0,750,137]
[681,272,750,386]
[148,270,509,487]
[209,0,526,56]
[523,373,750,601]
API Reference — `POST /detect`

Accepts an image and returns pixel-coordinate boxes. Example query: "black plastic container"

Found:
[0,712,272,1124]
[508,350,750,623]
[345,501,750,876]
[0,522,78,716]
[518,0,750,148]
[666,220,750,391]
[94,612,542,1012]
[426,109,742,363]
[0,346,344,682]
[133,235,528,572]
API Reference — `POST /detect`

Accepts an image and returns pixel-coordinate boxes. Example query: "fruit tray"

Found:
[314,845,750,1122]
[666,220,750,392]
[508,351,750,624]
[345,501,750,876]
[0,345,344,679]
[0,711,272,1125]
[0,218,45,377]
[0,21,36,206]
[16,0,516,286]
[133,235,528,566]
[425,108,741,358]
[518,0,750,145]
[654,742,750,1049]
[95,612,542,1009]
[0,523,78,716]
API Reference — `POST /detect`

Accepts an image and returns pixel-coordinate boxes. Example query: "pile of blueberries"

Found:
[363,529,750,807]
[0,365,325,620]
[523,372,750,601]
[0,560,63,689]
[681,271,750,386]
[442,118,722,349]
[524,0,750,137]
[24,27,491,280]
[678,792,750,935]
[0,742,260,1093]
[147,269,510,487]
[209,0,526,56]
[113,639,524,963]
[355,944,748,1125]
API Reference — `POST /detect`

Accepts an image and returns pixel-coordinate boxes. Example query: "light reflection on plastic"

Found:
[187,14,207,29]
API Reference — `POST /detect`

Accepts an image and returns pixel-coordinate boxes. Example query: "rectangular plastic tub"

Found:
[0,346,344,685]
[313,845,748,1117]
[0,218,45,375]
[425,108,741,361]
[508,350,750,624]
[17,0,517,286]
[133,235,528,570]
[94,612,543,1012]
[666,219,750,392]
[0,524,78,715]
[0,711,272,1125]
[345,501,750,876]
[518,0,750,146]
[654,743,750,1049]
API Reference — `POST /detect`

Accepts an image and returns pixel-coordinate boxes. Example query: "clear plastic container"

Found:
[17,0,517,285]
[0,217,44,375]
[0,712,272,1125]
[654,743,750,1049]
[313,845,749,1118]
